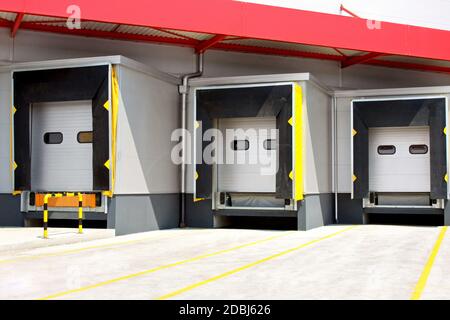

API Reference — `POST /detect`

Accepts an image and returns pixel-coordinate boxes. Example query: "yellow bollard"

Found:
[78,193,83,234]
[41,192,86,239]
[42,193,63,239]
[43,194,51,239]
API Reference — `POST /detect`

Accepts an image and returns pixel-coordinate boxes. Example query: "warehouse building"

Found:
[0,1,450,234]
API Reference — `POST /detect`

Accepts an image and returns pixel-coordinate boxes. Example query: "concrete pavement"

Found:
[0,225,448,300]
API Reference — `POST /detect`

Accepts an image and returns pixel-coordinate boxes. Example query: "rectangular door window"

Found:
[409,144,428,154]
[263,139,276,150]
[43,132,63,144]
[231,139,250,151]
[77,131,93,144]
[377,145,396,155]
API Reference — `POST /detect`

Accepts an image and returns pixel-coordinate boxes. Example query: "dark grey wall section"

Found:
[185,194,214,228]
[297,194,334,230]
[113,194,180,236]
[186,193,334,230]
[445,200,450,226]
[25,211,106,220]
[216,210,296,217]
[337,193,364,224]
[364,207,443,215]
[0,194,23,226]
[107,197,115,229]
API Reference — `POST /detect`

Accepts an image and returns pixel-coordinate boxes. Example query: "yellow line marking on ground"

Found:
[38,231,295,300]
[0,229,211,265]
[156,226,357,300]
[410,226,447,300]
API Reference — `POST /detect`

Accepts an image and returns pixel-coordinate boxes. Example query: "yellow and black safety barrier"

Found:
[43,192,84,239]
[78,193,83,235]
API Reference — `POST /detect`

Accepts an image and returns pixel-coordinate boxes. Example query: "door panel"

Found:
[369,126,430,193]
[31,100,93,191]
[218,117,277,193]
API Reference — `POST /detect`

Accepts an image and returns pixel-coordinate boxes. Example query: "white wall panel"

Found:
[304,82,332,194]
[115,65,179,194]
[336,98,352,193]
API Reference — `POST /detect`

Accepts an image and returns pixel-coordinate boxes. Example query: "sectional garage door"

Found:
[31,100,93,192]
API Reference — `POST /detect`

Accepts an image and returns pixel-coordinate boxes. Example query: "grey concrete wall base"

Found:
[112,194,180,236]
[297,194,334,231]
[107,197,116,229]
[0,194,23,227]
[185,194,214,228]
[444,200,450,226]
[337,193,364,224]
[24,212,107,220]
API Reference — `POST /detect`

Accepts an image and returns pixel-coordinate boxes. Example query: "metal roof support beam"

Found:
[110,24,121,32]
[11,12,24,37]
[339,5,360,18]
[0,17,12,25]
[333,48,347,56]
[341,52,385,68]
[214,42,346,61]
[195,34,227,53]
[150,26,199,41]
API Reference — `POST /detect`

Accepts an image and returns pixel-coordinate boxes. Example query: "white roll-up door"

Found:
[217,117,277,193]
[31,100,93,191]
[369,126,430,193]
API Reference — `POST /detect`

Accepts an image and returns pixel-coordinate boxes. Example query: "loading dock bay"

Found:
[0,225,448,300]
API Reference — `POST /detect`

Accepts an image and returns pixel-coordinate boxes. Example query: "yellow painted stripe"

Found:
[156,226,356,300]
[293,83,304,201]
[410,226,447,300]
[0,229,211,265]
[38,231,294,300]
[108,66,119,197]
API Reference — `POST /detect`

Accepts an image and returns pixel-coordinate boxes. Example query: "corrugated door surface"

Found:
[369,126,430,192]
[31,100,93,191]
[218,117,277,193]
